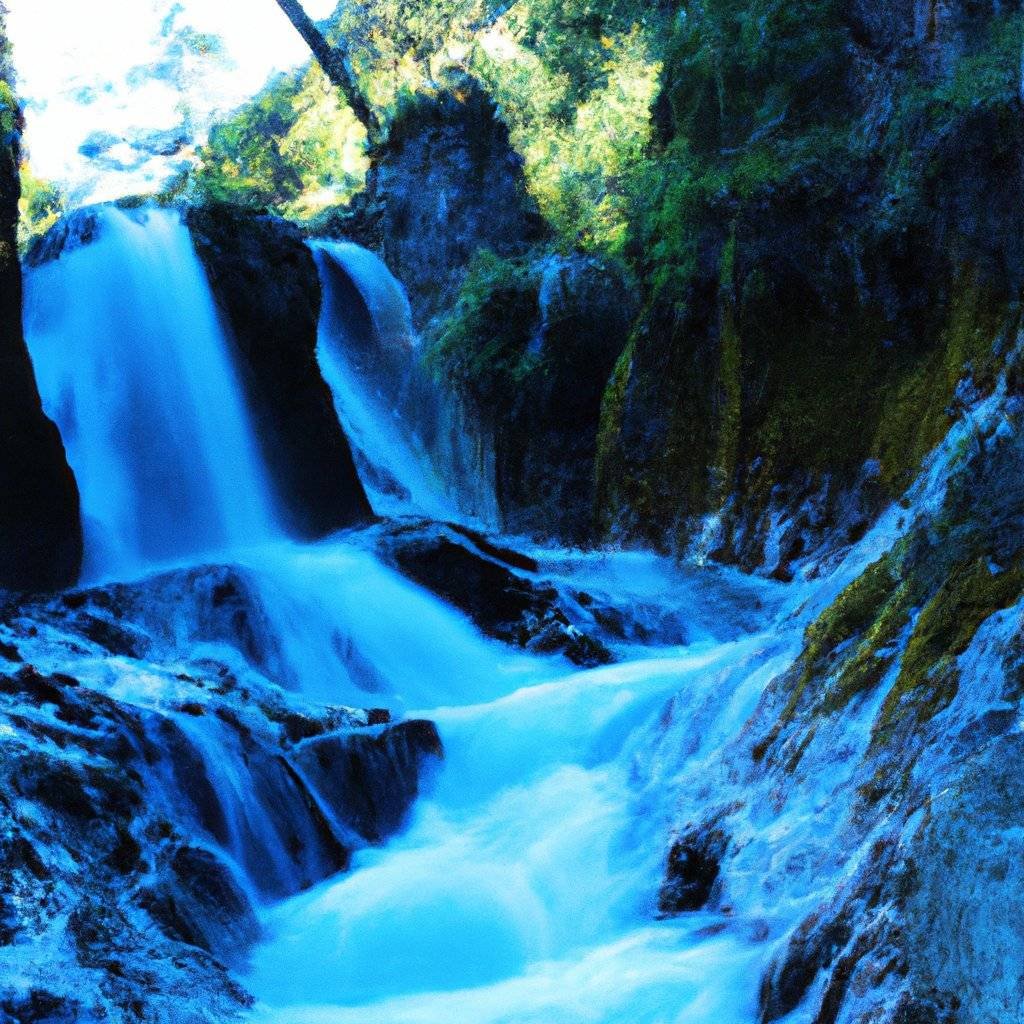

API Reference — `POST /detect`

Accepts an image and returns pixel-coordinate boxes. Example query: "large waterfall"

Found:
[23,207,279,580]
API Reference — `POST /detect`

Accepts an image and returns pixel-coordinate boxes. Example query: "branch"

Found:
[272,0,379,136]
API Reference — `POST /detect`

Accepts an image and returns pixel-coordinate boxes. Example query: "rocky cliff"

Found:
[0,18,81,592]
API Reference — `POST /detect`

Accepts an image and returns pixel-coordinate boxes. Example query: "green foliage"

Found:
[665,0,847,153]
[191,64,367,219]
[472,9,665,257]
[427,249,541,409]
[18,162,66,251]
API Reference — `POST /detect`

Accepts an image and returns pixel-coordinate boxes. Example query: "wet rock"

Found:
[294,719,444,844]
[187,203,371,539]
[142,845,260,963]
[658,827,727,915]
[494,255,640,545]
[380,522,612,666]
[0,991,82,1024]
[348,75,545,328]
[759,908,854,1024]
[0,569,443,1019]
[23,206,103,268]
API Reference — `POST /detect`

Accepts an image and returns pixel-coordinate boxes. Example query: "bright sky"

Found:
[7,0,339,203]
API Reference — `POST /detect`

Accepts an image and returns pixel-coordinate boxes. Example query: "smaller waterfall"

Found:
[24,207,279,580]
[313,241,498,524]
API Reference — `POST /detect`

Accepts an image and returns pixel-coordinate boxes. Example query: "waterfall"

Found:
[313,240,499,524]
[24,206,279,580]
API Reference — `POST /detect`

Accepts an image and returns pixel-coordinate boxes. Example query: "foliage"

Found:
[427,249,541,409]
[473,20,662,257]
[18,162,66,251]
[191,64,367,218]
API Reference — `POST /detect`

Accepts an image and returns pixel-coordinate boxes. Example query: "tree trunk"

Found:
[272,0,378,135]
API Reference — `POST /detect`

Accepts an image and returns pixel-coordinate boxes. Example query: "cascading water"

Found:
[313,240,498,524]
[243,550,792,1022]
[17,207,837,1022]
[23,206,279,580]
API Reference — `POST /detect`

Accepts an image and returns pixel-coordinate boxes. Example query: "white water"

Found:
[237,535,791,1023]
[19,207,819,1021]
[24,206,279,580]
[313,241,499,525]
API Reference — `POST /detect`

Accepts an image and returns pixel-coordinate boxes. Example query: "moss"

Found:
[426,249,542,412]
[873,277,1008,496]
[790,554,901,707]
[871,559,1024,746]
[594,336,635,530]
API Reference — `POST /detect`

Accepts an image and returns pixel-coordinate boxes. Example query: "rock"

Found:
[0,569,443,1020]
[141,845,260,963]
[759,909,854,1023]
[293,719,444,844]
[23,206,102,268]
[658,827,727,916]
[0,47,82,592]
[187,203,372,539]
[350,74,546,328]
[378,521,613,666]
[491,255,639,544]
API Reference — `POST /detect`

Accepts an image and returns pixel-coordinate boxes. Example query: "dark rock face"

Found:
[759,909,855,1023]
[354,77,545,328]
[657,827,727,916]
[493,256,639,544]
[596,1,1024,569]
[0,31,82,592]
[377,520,613,667]
[294,719,443,844]
[187,203,372,539]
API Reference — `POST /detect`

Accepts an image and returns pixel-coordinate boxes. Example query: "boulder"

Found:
[187,203,371,539]
[378,521,613,666]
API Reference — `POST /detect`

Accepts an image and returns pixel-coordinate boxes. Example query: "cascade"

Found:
[313,240,499,524]
[23,206,279,580]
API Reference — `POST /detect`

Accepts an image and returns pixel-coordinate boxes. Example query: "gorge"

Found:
[2,2,1024,1024]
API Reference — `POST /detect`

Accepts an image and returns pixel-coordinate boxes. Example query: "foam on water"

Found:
[313,240,499,525]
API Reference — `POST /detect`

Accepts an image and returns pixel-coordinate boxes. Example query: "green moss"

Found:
[793,553,902,707]
[873,278,1007,495]
[871,559,1024,745]
[594,336,635,530]
[426,249,542,411]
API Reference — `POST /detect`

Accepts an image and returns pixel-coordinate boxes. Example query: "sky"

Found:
[6,0,339,203]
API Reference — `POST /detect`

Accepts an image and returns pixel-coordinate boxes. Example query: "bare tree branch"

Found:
[272,0,379,136]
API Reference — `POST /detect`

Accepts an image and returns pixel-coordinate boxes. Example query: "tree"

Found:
[271,0,379,135]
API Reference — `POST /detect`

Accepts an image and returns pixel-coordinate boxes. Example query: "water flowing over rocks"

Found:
[0,565,443,1020]
[187,204,372,539]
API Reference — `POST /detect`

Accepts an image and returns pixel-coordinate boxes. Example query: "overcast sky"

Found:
[7,0,338,202]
